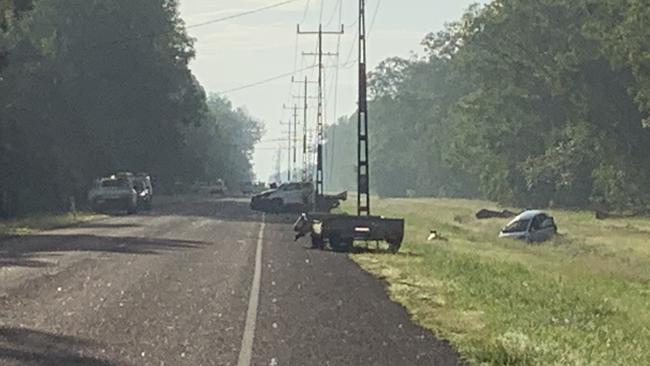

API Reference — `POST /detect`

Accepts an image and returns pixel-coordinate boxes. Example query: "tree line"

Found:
[0,0,262,216]
[325,0,650,211]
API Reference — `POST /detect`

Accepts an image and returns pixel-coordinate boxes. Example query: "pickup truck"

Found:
[88,175,138,214]
[250,182,346,213]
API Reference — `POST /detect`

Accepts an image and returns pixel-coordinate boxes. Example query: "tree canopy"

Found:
[325,0,650,211]
[0,0,261,216]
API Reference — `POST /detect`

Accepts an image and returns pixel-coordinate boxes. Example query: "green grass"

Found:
[0,212,105,239]
[343,197,650,365]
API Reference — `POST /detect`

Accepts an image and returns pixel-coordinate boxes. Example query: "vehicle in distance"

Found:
[191,179,227,196]
[211,179,227,195]
[250,182,346,213]
[88,175,138,214]
[239,180,255,195]
[133,173,153,210]
[498,210,558,242]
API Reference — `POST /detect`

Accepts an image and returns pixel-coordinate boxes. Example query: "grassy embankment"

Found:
[0,212,105,240]
[343,197,650,365]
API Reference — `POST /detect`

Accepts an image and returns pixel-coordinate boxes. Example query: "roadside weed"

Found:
[348,198,650,365]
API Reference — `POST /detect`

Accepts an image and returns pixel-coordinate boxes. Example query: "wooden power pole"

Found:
[298,24,344,202]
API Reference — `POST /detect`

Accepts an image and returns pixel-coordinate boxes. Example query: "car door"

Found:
[529,214,555,242]
[283,183,303,205]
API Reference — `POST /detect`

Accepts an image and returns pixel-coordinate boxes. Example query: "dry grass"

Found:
[0,212,105,238]
[344,197,650,365]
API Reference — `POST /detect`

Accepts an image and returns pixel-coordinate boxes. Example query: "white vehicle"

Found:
[250,182,346,213]
[250,182,313,213]
[88,175,138,214]
[191,179,227,196]
[499,210,558,242]
[211,179,227,195]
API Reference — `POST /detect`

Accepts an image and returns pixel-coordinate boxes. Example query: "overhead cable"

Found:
[187,0,300,29]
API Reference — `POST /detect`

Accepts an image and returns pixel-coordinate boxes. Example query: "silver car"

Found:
[498,210,558,242]
[88,176,138,214]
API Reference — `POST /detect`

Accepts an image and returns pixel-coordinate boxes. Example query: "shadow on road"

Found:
[0,235,205,269]
[0,327,121,366]
[0,197,292,269]
[75,223,141,229]
[150,196,296,225]
[349,246,423,257]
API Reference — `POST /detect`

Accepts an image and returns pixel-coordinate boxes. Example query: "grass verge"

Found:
[0,212,106,240]
[344,197,650,365]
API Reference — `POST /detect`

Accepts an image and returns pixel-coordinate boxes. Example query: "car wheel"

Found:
[311,235,325,250]
[387,239,401,254]
[329,236,353,252]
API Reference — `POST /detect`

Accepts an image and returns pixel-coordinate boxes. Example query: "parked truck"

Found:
[293,212,404,253]
[88,174,138,214]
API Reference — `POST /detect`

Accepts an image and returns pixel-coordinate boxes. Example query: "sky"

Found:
[178,0,482,181]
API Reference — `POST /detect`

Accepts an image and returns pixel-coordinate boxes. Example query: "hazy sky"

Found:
[178,0,482,181]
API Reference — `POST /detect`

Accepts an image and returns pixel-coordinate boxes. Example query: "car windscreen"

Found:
[502,219,531,233]
[134,181,147,191]
[101,178,129,188]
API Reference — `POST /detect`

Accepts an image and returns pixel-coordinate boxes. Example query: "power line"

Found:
[187,0,300,29]
[331,0,344,119]
[218,58,357,98]
[340,0,381,69]
[298,23,344,198]
[341,22,359,68]
[299,0,312,24]
[216,64,318,95]
[281,0,312,132]
[324,0,343,27]
[281,32,301,127]
[328,0,344,182]
[12,0,301,63]
[368,0,383,36]
[319,0,325,24]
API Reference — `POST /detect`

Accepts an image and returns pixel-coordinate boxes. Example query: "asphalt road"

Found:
[0,196,462,366]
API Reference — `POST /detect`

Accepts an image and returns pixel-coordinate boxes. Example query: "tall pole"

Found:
[293,104,298,179]
[316,25,324,198]
[282,103,301,181]
[280,117,292,182]
[287,119,292,181]
[298,24,344,203]
[292,76,317,181]
[357,0,370,216]
[274,146,282,183]
[303,78,308,181]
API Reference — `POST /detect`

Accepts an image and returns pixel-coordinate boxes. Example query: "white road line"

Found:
[237,214,266,366]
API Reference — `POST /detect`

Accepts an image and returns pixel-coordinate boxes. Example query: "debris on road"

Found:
[427,230,448,242]
[594,210,645,220]
[475,208,519,220]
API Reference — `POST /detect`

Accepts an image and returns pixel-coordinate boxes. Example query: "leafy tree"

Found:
[326,0,650,211]
[0,0,261,216]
